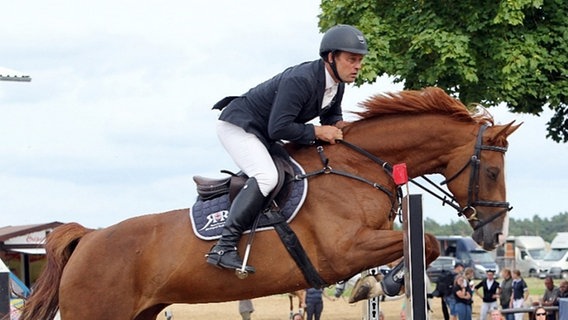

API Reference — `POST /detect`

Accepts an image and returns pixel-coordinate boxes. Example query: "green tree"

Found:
[422,212,568,242]
[319,0,568,142]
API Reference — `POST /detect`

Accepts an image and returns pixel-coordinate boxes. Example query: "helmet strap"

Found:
[327,51,344,83]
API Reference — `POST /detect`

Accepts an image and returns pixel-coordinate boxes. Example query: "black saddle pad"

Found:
[189,157,307,240]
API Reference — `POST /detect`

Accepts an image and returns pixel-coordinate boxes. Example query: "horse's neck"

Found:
[347,115,475,178]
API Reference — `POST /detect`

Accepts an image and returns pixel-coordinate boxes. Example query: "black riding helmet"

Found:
[319,24,368,82]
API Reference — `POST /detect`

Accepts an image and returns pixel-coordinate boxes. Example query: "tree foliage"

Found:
[319,0,568,142]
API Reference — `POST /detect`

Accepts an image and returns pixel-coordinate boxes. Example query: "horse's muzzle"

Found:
[472,228,502,251]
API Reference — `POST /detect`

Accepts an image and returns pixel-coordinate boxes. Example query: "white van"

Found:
[500,236,547,277]
[539,232,568,279]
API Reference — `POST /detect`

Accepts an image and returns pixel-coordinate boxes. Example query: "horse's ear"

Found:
[490,121,522,143]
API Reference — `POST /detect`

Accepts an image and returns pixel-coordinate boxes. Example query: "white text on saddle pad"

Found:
[200,210,229,231]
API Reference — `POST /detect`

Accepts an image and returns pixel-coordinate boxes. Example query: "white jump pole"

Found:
[362,267,381,320]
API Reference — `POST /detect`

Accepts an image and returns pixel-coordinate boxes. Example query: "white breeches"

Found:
[216,120,278,197]
[479,301,498,320]
[512,298,524,320]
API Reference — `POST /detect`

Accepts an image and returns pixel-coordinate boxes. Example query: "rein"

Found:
[294,143,400,215]
[295,124,511,229]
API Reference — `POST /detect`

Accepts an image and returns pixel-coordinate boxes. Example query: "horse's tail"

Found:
[20,222,94,320]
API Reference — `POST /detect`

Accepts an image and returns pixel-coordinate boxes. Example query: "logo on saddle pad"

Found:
[201,210,229,231]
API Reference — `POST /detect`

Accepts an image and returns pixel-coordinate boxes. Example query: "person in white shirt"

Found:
[474,270,500,320]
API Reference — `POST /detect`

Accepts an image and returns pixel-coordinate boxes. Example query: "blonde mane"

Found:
[354,87,494,125]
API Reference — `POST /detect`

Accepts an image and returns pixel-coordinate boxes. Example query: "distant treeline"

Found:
[398,212,568,243]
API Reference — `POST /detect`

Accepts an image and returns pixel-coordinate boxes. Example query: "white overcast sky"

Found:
[1,1,567,229]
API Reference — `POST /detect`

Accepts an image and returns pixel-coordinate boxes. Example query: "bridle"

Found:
[298,123,512,230]
[409,124,512,230]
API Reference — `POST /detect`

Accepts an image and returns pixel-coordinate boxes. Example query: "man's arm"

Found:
[523,288,529,301]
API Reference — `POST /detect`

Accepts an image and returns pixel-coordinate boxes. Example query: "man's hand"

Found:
[315,125,343,144]
[334,120,351,129]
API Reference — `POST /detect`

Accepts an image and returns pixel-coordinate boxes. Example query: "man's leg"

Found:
[206,178,266,272]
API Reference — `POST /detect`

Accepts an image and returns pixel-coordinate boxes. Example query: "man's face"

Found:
[560,282,568,292]
[328,51,364,83]
[487,271,494,280]
[545,278,554,290]
[490,310,502,319]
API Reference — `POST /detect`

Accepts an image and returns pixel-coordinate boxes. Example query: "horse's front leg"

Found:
[424,233,440,264]
[348,232,440,303]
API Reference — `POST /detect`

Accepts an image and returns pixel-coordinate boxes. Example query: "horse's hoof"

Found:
[369,274,386,297]
[348,284,370,303]
[348,275,374,303]
[235,269,249,279]
[348,274,387,303]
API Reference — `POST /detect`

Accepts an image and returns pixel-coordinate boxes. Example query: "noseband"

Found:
[436,124,512,229]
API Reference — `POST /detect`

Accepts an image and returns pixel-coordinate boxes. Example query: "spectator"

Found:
[558,280,568,298]
[453,274,473,320]
[238,299,254,320]
[464,267,475,289]
[510,269,528,320]
[305,287,332,320]
[499,268,514,320]
[291,312,303,320]
[540,276,560,320]
[437,262,464,320]
[490,308,504,320]
[533,306,547,320]
[474,270,500,320]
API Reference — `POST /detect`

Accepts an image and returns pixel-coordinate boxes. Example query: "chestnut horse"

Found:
[21,87,519,320]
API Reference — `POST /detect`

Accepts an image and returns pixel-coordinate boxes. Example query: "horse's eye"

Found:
[486,167,500,181]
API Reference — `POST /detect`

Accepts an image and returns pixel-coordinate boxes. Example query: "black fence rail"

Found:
[501,306,559,319]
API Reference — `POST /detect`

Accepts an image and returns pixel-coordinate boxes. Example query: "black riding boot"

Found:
[206,178,265,273]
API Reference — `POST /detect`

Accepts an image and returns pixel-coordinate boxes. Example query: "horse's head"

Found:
[443,121,521,250]
[351,88,523,250]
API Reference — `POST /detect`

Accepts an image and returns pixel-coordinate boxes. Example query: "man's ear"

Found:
[326,52,334,64]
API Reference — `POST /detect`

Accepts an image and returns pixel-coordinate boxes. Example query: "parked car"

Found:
[427,256,457,283]
[437,236,500,279]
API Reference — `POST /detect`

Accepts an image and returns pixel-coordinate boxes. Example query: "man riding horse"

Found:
[206,24,369,273]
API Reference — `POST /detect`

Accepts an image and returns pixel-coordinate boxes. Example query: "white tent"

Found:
[0,66,31,82]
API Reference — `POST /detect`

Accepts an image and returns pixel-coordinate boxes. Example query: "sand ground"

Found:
[155,293,537,320]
